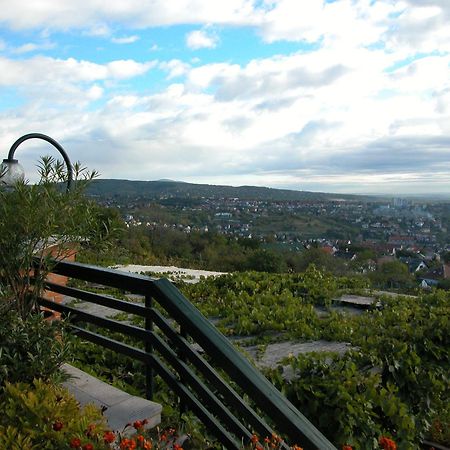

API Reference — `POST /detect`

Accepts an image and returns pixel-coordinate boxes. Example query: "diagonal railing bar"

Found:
[149,308,277,439]
[149,277,336,449]
[40,298,258,443]
[69,325,241,450]
[38,259,337,450]
[150,331,254,442]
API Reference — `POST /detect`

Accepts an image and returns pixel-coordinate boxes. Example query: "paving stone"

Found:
[334,294,377,307]
[62,364,162,432]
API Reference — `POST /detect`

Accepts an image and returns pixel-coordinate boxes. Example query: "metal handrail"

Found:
[38,259,337,450]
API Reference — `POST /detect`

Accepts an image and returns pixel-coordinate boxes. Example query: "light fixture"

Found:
[1,133,73,191]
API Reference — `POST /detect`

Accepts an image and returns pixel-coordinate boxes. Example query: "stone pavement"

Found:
[245,340,354,369]
[62,364,162,432]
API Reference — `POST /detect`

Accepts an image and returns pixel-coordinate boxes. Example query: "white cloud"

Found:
[106,59,155,79]
[111,35,140,44]
[186,29,218,49]
[1,1,450,194]
[13,56,152,83]
[0,0,261,30]
[12,41,55,54]
[159,60,191,79]
[84,23,111,37]
[13,43,39,53]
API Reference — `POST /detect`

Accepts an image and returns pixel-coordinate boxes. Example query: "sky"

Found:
[0,0,449,195]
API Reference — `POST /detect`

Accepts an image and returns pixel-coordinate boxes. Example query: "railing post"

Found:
[179,325,188,415]
[145,294,154,400]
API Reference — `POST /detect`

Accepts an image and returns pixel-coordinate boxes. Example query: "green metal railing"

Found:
[38,260,336,450]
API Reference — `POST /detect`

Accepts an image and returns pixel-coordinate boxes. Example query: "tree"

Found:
[245,248,288,273]
[0,157,105,318]
[369,260,413,290]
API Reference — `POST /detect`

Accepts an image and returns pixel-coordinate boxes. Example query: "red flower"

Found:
[82,444,94,450]
[342,446,353,450]
[133,420,143,430]
[251,434,259,443]
[120,438,137,450]
[379,436,397,450]
[103,431,116,444]
[52,420,64,431]
[70,437,82,448]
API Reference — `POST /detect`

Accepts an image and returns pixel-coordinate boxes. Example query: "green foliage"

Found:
[67,269,448,448]
[265,290,449,448]
[353,291,449,441]
[0,379,109,450]
[368,261,414,291]
[179,267,356,337]
[0,156,104,317]
[267,352,416,449]
[0,310,71,386]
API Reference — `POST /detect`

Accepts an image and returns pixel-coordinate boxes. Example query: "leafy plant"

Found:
[0,379,109,450]
[0,156,104,318]
[0,309,71,386]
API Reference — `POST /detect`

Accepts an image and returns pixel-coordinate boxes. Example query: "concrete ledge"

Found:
[62,364,162,432]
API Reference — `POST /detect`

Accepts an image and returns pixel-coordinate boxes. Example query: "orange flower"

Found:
[82,444,94,450]
[133,420,143,430]
[70,437,82,448]
[379,436,397,450]
[251,434,259,443]
[103,431,116,444]
[120,438,137,450]
[86,423,96,437]
[143,441,152,450]
[291,446,303,450]
[271,434,281,443]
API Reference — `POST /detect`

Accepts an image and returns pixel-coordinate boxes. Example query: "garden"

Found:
[0,158,449,449]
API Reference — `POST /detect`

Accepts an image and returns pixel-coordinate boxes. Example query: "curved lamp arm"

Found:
[2,133,73,191]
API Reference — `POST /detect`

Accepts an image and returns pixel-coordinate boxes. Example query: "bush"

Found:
[267,352,416,449]
[0,156,102,318]
[0,309,71,386]
[0,379,110,450]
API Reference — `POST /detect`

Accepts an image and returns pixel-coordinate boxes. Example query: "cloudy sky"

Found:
[0,0,449,195]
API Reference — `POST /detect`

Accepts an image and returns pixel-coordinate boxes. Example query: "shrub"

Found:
[0,379,109,450]
[0,309,71,386]
[0,156,102,318]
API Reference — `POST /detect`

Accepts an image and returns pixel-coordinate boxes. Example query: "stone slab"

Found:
[62,364,162,432]
[245,340,354,369]
[334,294,378,307]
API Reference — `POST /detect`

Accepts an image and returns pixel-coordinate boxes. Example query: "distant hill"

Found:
[86,179,378,202]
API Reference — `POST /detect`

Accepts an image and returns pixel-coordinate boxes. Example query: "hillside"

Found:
[86,179,377,202]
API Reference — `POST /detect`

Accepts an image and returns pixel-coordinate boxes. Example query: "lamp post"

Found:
[1,133,73,192]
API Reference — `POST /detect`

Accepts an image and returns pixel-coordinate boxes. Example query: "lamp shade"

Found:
[0,159,25,186]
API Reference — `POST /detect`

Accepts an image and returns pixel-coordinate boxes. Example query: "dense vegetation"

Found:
[86,179,368,202]
[67,269,449,449]
[1,165,448,449]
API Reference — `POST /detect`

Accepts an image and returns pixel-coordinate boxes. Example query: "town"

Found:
[88,181,450,290]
